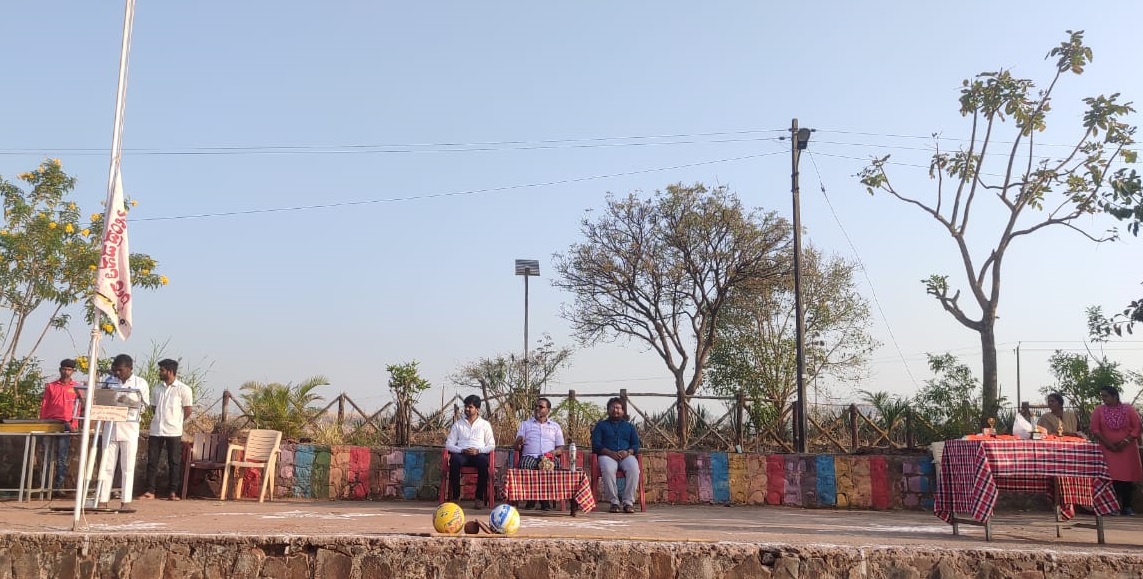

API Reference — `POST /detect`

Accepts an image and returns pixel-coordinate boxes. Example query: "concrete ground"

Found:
[3,496,1140,556]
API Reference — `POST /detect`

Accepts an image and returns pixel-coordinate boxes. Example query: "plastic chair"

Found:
[590,452,647,512]
[180,432,230,500]
[438,448,496,504]
[220,429,282,502]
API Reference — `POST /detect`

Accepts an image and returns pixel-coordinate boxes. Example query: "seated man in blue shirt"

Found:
[591,397,641,513]
[514,397,565,510]
[445,394,496,509]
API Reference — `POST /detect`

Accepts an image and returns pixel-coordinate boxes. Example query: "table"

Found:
[0,427,70,501]
[934,438,1118,543]
[504,469,595,515]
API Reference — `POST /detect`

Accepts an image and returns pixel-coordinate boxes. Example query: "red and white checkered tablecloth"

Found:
[503,469,596,513]
[933,439,1119,524]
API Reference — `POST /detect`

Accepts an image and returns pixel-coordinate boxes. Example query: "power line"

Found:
[133,151,785,222]
[805,151,921,389]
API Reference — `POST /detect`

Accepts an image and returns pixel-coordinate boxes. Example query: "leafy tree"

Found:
[1041,350,1136,428]
[237,375,328,439]
[387,361,431,445]
[912,353,982,442]
[706,246,878,434]
[0,358,44,419]
[0,160,167,391]
[553,182,791,445]
[859,31,1139,424]
[450,334,572,423]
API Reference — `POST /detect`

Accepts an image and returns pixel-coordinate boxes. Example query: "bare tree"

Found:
[859,31,1139,422]
[553,183,791,445]
[451,334,572,423]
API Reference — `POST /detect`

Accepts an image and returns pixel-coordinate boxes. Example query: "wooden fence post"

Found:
[220,390,230,426]
[849,403,859,451]
[337,393,345,427]
[735,391,745,450]
[905,407,915,448]
[568,389,577,435]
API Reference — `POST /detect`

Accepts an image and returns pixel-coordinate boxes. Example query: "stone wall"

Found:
[1,534,1141,579]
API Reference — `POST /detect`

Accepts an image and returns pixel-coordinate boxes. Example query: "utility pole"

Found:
[790,118,812,454]
[1015,342,1022,409]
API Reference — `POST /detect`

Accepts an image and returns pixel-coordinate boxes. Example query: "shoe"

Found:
[140,492,155,500]
[609,503,621,513]
[473,499,485,510]
[51,491,67,500]
[523,501,536,510]
[169,493,181,501]
[623,504,636,513]
[540,501,552,512]
[1123,507,1135,516]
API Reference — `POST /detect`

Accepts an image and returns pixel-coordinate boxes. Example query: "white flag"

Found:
[93,163,133,339]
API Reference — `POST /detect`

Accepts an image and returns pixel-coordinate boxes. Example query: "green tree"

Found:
[387,361,431,446]
[1042,351,1135,426]
[706,246,878,433]
[859,31,1139,424]
[912,353,982,442]
[553,182,791,445]
[237,375,328,439]
[0,159,167,391]
[450,334,572,423]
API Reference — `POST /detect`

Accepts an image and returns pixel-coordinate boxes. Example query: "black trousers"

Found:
[448,452,489,502]
[1113,480,1135,512]
[146,436,183,495]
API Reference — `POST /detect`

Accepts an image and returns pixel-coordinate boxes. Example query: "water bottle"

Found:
[567,442,577,472]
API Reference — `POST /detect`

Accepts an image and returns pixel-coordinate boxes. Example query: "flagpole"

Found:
[74,0,137,529]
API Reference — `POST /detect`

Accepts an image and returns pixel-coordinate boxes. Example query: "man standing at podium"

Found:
[39,358,79,497]
[97,354,149,508]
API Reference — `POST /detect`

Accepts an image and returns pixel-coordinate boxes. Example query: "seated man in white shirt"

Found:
[444,395,496,510]
[513,397,564,510]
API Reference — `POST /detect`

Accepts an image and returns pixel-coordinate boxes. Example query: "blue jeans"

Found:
[53,432,72,490]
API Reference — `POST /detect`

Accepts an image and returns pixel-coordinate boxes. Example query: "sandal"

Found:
[140,492,155,499]
[623,504,636,513]
[609,503,621,513]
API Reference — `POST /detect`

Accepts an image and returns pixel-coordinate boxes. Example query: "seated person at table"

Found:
[445,395,496,510]
[591,397,641,514]
[513,397,565,510]
[1037,392,1079,436]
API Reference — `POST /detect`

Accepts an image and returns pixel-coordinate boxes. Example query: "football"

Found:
[488,503,520,535]
[433,502,465,534]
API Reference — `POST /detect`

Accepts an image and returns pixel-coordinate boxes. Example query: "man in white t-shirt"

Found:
[141,359,193,500]
[98,354,149,507]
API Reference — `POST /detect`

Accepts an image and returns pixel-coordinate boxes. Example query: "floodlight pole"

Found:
[790,118,812,454]
[515,260,540,393]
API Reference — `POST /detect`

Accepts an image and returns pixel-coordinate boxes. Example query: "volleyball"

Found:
[488,504,520,535]
[433,502,465,534]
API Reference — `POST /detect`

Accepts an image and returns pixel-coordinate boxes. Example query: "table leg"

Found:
[1096,515,1105,544]
[984,520,992,541]
[951,513,959,536]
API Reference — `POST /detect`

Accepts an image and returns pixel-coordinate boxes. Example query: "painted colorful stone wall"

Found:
[262,445,934,511]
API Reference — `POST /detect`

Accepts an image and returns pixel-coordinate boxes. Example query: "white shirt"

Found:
[102,374,149,441]
[150,379,193,437]
[445,416,496,454]
[516,416,564,457]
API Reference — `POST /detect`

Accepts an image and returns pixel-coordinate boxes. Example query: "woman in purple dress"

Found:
[1089,385,1143,515]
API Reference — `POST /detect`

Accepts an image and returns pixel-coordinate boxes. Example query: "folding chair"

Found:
[438,448,496,505]
[590,452,647,512]
[180,432,229,500]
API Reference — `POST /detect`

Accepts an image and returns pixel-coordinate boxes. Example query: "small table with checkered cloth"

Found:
[504,469,596,516]
[934,438,1118,543]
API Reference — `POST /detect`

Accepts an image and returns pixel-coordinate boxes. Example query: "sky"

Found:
[2,1,1141,417]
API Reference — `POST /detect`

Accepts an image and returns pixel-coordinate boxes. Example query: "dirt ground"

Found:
[2,496,1140,556]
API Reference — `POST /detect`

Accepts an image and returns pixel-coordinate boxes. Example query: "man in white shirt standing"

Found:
[444,394,496,509]
[98,354,149,508]
[142,359,193,500]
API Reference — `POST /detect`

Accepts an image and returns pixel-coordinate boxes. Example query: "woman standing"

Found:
[1037,392,1079,436]
[1090,385,1143,515]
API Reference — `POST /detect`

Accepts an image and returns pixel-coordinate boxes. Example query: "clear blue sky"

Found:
[3,1,1140,413]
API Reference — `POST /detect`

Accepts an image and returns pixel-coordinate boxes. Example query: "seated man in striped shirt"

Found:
[513,397,565,510]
